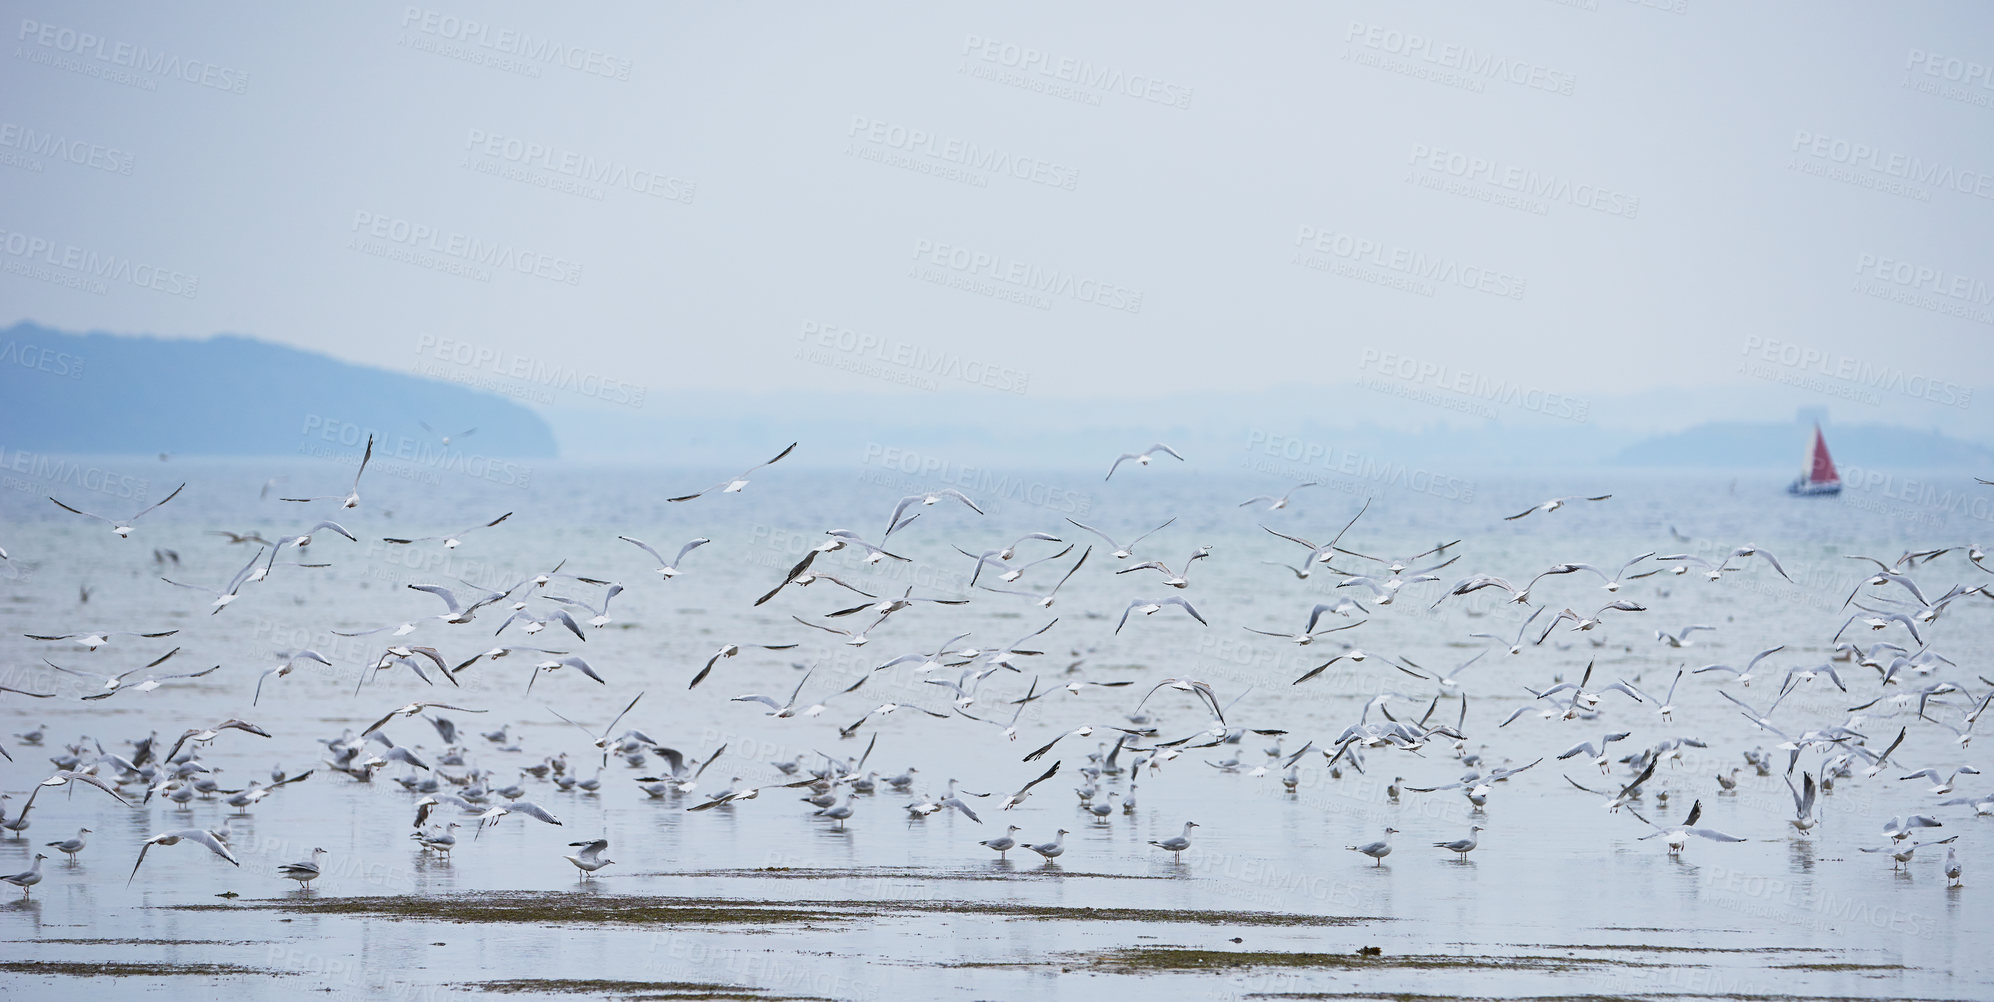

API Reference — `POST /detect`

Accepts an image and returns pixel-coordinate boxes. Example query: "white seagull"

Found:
[1115,597,1207,634]
[668,442,796,501]
[1105,444,1184,480]
[282,435,373,508]
[1239,483,1317,510]
[382,512,513,549]
[618,535,710,579]
[1504,494,1612,521]
[49,482,186,537]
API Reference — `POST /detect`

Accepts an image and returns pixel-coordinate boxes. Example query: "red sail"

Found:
[1808,426,1839,485]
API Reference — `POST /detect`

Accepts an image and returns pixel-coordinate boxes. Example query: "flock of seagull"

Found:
[1,436,1989,907]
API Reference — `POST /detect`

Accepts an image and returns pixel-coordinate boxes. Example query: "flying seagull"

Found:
[282,435,373,508]
[1239,483,1318,510]
[382,512,513,549]
[1504,494,1612,521]
[1115,597,1207,634]
[883,489,984,539]
[1105,443,1184,480]
[160,547,269,615]
[418,421,476,446]
[363,701,487,737]
[618,535,710,579]
[668,442,797,502]
[129,829,238,885]
[50,482,186,537]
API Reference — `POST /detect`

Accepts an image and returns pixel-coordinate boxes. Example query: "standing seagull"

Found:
[1149,821,1199,856]
[1433,825,1485,859]
[1027,829,1069,861]
[283,435,373,508]
[49,483,186,537]
[2,855,45,896]
[1105,444,1185,480]
[1347,827,1397,866]
[668,442,797,502]
[563,839,614,879]
[278,848,326,889]
[814,795,856,829]
[980,825,1025,859]
[45,828,91,863]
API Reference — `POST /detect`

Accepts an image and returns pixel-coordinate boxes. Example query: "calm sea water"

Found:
[0,456,1989,999]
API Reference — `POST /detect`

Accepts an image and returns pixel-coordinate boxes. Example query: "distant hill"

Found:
[1609,421,1994,468]
[0,322,557,457]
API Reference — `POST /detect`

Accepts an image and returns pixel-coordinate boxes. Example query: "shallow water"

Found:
[0,460,1989,999]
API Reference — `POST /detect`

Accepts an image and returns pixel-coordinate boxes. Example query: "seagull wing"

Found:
[128,483,188,521]
[48,497,112,523]
[673,538,711,565]
[617,535,667,564]
[408,584,463,614]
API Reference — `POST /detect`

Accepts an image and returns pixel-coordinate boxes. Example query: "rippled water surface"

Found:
[0,459,1989,1000]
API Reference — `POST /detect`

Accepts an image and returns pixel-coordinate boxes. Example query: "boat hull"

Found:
[1787,479,1841,496]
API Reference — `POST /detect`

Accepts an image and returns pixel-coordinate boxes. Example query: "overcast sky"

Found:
[5,1,1991,436]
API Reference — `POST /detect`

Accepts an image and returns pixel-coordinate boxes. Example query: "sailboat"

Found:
[1787,423,1842,496]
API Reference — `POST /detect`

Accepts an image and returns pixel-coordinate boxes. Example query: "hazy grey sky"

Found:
[5,1,1991,420]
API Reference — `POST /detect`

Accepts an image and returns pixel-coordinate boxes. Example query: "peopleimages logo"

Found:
[299,415,532,489]
[412,334,646,408]
[16,19,250,93]
[0,227,199,298]
[798,320,1030,394]
[1343,21,1576,96]
[1739,336,1971,409]
[1357,348,1590,422]
[1241,431,1476,502]
[0,446,148,501]
[398,8,632,81]
[958,35,1194,109]
[1840,464,1994,525]
[1407,143,1638,218]
[463,129,694,202]
[1294,225,1526,300]
[0,122,135,175]
[0,339,84,378]
[1790,130,1994,203]
[910,239,1142,314]
[846,116,1079,191]
[350,211,582,286]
